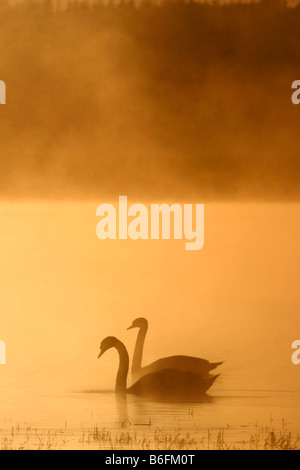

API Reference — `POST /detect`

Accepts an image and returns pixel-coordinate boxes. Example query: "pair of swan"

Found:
[128,318,222,381]
[98,318,222,401]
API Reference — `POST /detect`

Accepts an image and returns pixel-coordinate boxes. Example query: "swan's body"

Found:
[98,337,218,401]
[128,318,222,381]
[128,368,218,401]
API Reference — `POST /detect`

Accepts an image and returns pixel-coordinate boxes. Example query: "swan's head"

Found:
[98,336,118,359]
[127,317,148,330]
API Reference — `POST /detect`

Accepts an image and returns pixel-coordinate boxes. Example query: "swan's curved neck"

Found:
[114,340,129,395]
[132,322,148,374]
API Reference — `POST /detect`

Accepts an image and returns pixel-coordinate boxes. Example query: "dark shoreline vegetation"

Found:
[0,418,300,450]
[1,0,300,200]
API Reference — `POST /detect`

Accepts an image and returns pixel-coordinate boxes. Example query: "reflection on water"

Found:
[0,387,300,449]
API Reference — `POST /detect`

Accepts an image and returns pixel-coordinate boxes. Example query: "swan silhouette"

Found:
[128,318,222,381]
[98,336,219,401]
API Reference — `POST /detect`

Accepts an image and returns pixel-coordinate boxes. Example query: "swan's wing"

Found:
[141,355,222,377]
[208,361,223,371]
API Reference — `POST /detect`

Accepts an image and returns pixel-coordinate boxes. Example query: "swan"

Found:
[98,336,219,401]
[128,318,222,381]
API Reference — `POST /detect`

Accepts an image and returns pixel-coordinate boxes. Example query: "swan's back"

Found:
[134,355,222,381]
[128,369,219,401]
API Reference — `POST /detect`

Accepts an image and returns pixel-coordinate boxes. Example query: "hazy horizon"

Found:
[1,1,300,201]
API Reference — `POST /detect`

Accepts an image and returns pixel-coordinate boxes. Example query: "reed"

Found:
[1,419,299,450]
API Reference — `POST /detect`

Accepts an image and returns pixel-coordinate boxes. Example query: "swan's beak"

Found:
[98,349,104,359]
[127,324,134,330]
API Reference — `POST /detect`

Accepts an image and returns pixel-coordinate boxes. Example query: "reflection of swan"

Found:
[98,337,219,401]
[128,318,222,381]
